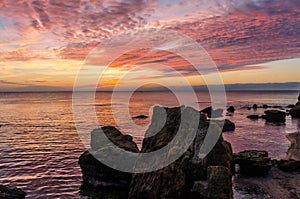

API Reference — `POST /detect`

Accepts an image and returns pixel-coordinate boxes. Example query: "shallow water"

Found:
[0,91,299,198]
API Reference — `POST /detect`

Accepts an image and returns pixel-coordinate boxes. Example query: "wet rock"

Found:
[233,150,272,176]
[129,106,233,199]
[272,105,283,109]
[191,166,232,199]
[227,106,235,113]
[79,126,139,199]
[290,106,300,119]
[132,115,148,119]
[262,104,269,109]
[252,104,258,109]
[200,106,223,118]
[286,104,295,108]
[246,115,260,120]
[277,159,300,172]
[264,110,286,123]
[0,185,26,199]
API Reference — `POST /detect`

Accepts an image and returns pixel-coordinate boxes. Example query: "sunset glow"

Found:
[0,0,299,91]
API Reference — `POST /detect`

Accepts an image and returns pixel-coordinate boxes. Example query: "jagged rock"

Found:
[247,115,260,120]
[200,106,223,118]
[227,106,235,113]
[0,185,26,199]
[132,115,148,119]
[233,150,272,176]
[129,106,233,199]
[79,126,139,199]
[277,159,300,172]
[264,110,286,123]
[286,132,300,161]
[190,166,232,199]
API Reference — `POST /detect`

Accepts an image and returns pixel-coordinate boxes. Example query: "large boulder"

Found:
[233,150,272,176]
[129,106,233,199]
[0,185,26,199]
[264,110,286,123]
[277,159,300,172]
[79,126,139,199]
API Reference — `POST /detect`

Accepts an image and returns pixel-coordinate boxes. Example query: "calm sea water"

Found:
[0,91,299,198]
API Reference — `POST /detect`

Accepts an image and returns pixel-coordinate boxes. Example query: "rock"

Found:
[272,105,283,109]
[264,110,286,123]
[233,150,272,176]
[200,106,223,118]
[246,115,260,120]
[262,104,269,109]
[132,115,148,119]
[290,106,300,119]
[0,185,26,199]
[247,107,251,110]
[277,159,300,172]
[79,126,139,199]
[191,166,232,199]
[286,132,300,161]
[129,106,233,199]
[227,106,235,113]
[286,104,295,108]
[216,119,236,132]
[252,104,258,109]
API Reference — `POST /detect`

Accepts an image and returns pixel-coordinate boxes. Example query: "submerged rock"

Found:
[129,106,233,199]
[246,115,260,120]
[227,106,235,113]
[264,110,286,123]
[132,115,148,119]
[233,150,272,176]
[0,185,26,199]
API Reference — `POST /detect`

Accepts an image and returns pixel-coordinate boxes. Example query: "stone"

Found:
[246,115,260,120]
[132,115,148,119]
[79,126,139,199]
[264,110,286,123]
[286,132,300,161]
[277,159,300,172]
[233,150,272,176]
[262,104,269,109]
[0,185,26,199]
[129,106,233,199]
[227,106,235,113]
[286,104,295,108]
[252,104,258,109]
[290,106,300,119]
[200,106,223,118]
[191,166,232,199]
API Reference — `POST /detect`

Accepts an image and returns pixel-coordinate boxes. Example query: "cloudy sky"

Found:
[0,0,299,91]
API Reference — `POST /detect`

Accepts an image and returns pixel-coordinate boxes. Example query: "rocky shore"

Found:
[79,106,233,199]
[78,94,300,199]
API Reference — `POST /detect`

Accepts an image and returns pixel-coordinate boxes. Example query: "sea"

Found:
[0,91,299,198]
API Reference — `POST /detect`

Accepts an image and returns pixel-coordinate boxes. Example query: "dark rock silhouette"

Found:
[0,185,26,199]
[247,115,260,120]
[227,106,235,113]
[79,126,139,199]
[252,104,258,109]
[264,110,286,123]
[79,106,233,199]
[233,150,272,176]
[129,106,233,199]
[132,115,148,119]
[200,106,223,118]
[277,159,300,172]
[262,104,269,109]
[290,94,300,118]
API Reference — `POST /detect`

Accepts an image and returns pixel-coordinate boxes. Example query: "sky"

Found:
[0,0,299,91]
